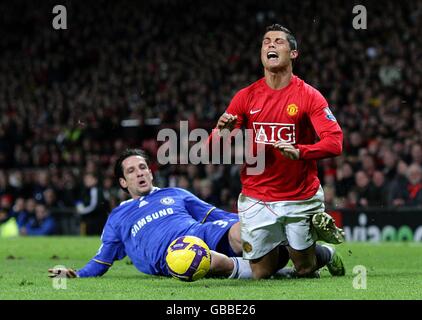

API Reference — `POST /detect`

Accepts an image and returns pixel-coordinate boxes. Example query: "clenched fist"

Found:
[216,113,238,133]
[273,142,300,160]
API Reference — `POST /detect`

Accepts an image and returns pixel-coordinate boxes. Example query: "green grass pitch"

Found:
[1,237,421,300]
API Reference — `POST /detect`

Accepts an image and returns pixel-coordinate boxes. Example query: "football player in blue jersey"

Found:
[49,149,344,279]
[49,149,267,279]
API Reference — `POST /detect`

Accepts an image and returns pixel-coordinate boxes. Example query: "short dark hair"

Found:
[114,148,150,192]
[265,24,298,51]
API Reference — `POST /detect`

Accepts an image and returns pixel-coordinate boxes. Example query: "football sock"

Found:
[274,267,296,278]
[228,257,239,279]
[274,267,320,279]
[228,257,252,279]
[315,243,333,269]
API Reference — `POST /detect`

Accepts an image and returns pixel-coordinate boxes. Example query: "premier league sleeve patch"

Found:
[324,107,337,121]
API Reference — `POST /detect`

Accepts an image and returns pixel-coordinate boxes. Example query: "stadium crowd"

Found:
[1,0,421,235]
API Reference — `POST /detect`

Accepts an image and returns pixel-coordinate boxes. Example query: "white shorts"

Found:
[237,186,325,260]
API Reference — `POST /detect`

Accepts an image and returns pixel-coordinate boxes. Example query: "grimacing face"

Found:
[119,155,154,198]
[261,31,298,72]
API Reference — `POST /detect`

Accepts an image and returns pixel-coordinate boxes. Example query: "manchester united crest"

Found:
[242,242,253,253]
[287,103,298,116]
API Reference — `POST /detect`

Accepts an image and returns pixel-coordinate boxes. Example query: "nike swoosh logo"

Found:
[250,109,262,114]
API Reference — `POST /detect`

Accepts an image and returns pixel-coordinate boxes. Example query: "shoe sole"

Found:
[312,212,345,244]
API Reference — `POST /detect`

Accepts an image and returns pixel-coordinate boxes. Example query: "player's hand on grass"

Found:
[216,113,238,133]
[48,267,77,278]
[273,142,300,160]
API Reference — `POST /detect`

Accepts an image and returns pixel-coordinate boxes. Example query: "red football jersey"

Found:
[211,75,343,201]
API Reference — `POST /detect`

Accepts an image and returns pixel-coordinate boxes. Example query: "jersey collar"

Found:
[139,187,160,201]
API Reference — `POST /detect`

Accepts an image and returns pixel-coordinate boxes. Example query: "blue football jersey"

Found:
[77,187,238,277]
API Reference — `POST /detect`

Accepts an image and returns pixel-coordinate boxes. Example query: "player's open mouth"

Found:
[138,180,148,187]
[267,51,279,61]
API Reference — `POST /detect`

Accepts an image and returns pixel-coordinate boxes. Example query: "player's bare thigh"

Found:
[249,246,280,279]
[228,222,242,255]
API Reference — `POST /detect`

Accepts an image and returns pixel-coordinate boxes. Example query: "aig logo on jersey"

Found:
[252,122,296,145]
[160,197,175,205]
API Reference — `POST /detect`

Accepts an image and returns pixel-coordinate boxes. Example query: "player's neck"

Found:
[264,67,293,90]
[131,187,154,199]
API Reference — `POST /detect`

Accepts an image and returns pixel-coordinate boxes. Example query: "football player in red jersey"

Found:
[210,24,345,279]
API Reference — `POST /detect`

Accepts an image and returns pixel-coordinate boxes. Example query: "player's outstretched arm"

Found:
[47,233,125,278]
[47,259,112,278]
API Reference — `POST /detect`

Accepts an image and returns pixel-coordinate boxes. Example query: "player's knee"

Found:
[295,266,314,276]
[251,268,273,280]
[228,223,242,255]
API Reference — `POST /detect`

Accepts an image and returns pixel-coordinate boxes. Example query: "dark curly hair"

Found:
[265,24,297,51]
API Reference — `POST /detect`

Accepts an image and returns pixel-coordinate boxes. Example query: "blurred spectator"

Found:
[346,132,364,158]
[20,203,56,236]
[176,174,191,191]
[43,188,59,208]
[10,197,26,228]
[335,162,355,198]
[381,150,398,183]
[370,171,388,207]
[360,154,376,177]
[346,190,358,209]
[56,170,78,207]
[198,179,220,206]
[33,170,50,203]
[102,176,121,210]
[353,171,372,208]
[0,195,19,237]
[388,161,410,207]
[323,185,337,210]
[24,198,37,222]
[0,171,14,197]
[353,171,386,208]
[405,164,422,206]
[76,172,108,235]
[0,210,19,237]
[410,144,422,166]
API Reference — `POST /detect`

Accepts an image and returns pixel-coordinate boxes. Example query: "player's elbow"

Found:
[332,141,343,156]
[329,132,343,157]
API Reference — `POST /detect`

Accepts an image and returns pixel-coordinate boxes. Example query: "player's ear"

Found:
[290,49,298,60]
[149,169,153,181]
[119,177,128,189]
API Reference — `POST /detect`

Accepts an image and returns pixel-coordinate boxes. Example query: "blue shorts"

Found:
[188,211,239,257]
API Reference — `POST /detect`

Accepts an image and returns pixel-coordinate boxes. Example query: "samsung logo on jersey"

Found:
[131,208,174,237]
[252,122,296,144]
